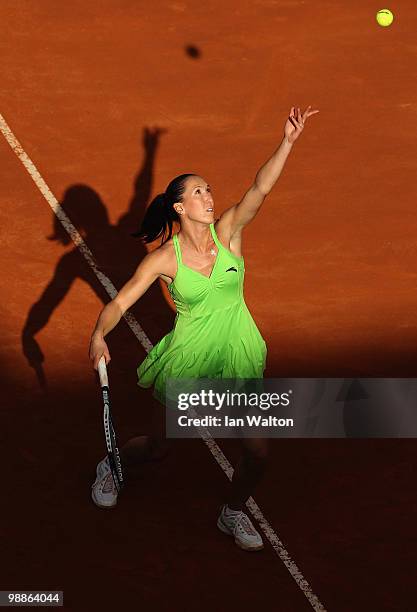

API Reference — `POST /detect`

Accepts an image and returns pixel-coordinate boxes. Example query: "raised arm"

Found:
[218,105,319,236]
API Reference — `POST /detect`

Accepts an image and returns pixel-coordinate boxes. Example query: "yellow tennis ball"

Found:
[376,8,394,27]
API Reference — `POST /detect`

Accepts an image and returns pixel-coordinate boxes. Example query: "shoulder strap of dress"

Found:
[209,222,222,249]
[172,233,182,264]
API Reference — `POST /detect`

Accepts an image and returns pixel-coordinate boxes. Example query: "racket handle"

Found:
[98,355,109,388]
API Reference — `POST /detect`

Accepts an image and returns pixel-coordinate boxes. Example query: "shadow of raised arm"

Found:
[117,126,168,234]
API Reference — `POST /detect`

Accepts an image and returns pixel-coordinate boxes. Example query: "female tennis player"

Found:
[89,105,319,551]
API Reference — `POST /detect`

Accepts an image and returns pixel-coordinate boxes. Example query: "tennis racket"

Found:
[97,356,124,492]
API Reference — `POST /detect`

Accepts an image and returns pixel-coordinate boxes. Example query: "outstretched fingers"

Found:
[301,105,320,121]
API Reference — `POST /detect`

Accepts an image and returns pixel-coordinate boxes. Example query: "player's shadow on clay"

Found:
[21,126,176,390]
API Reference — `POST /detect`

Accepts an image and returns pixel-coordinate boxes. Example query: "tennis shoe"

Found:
[91,456,118,508]
[217,505,264,551]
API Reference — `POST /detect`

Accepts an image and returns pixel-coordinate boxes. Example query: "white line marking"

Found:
[194,419,327,611]
[0,111,327,612]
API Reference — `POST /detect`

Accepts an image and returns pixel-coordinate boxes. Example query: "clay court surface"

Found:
[2,1,417,610]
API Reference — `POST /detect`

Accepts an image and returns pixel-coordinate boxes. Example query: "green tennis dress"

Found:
[137,222,267,405]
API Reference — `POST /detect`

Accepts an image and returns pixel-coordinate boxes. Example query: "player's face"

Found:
[178,176,214,222]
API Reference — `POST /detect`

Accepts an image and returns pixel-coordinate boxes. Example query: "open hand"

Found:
[284,106,319,144]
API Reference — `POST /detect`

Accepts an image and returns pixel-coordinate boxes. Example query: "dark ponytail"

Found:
[132,173,196,245]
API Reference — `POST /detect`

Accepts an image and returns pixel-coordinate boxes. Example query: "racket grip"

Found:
[98,355,109,388]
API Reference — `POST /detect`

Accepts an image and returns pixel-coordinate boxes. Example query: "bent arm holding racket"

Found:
[89,250,168,491]
[88,249,166,369]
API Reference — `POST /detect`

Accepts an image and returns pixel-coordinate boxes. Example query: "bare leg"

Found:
[227,438,269,511]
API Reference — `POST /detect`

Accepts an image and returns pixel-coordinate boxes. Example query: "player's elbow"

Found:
[110,298,125,318]
[113,290,137,317]
[253,180,270,198]
[113,265,159,315]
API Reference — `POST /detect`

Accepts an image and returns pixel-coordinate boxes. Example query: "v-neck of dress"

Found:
[175,224,220,281]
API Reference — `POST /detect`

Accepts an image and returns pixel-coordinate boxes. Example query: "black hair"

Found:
[132,173,197,244]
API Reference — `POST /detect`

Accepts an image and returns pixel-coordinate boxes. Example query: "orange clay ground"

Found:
[1,2,417,610]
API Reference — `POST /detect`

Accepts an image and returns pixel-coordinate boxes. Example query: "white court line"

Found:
[0,111,327,612]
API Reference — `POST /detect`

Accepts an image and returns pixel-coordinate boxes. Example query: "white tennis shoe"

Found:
[91,456,118,508]
[217,505,264,551]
